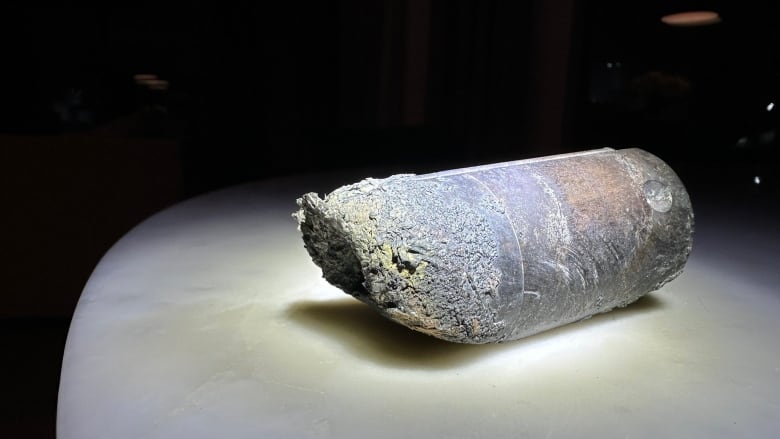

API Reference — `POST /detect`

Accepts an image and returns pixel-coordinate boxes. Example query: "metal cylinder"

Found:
[295,148,694,343]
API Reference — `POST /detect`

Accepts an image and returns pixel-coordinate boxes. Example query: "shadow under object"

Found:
[295,148,693,343]
[286,294,666,370]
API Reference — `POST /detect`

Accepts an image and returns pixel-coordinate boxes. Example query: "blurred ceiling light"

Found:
[661,11,721,27]
[753,176,761,185]
[144,79,170,91]
[133,74,158,84]
[767,102,774,112]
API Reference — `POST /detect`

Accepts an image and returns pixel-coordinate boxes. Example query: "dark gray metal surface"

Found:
[295,148,694,343]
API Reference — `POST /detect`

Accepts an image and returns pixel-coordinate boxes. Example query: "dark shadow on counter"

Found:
[285,294,665,370]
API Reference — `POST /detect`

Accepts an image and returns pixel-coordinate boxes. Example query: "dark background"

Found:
[1,1,778,437]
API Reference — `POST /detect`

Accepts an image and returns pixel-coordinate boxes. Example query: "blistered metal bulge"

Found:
[294,148,694,343]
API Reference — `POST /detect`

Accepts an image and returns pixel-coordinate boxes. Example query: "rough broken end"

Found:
[295,176,510,344]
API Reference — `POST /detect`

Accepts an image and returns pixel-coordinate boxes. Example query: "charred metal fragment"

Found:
[294,148,694,343]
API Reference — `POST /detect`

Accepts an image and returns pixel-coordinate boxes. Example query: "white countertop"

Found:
[58,175,780,438]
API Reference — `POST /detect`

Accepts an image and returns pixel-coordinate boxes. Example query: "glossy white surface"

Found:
[58,177,780,438]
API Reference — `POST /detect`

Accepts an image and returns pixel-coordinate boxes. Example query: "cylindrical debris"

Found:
[295,148,694,343]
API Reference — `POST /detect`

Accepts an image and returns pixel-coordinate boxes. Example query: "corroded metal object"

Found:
[294,148,694,343]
